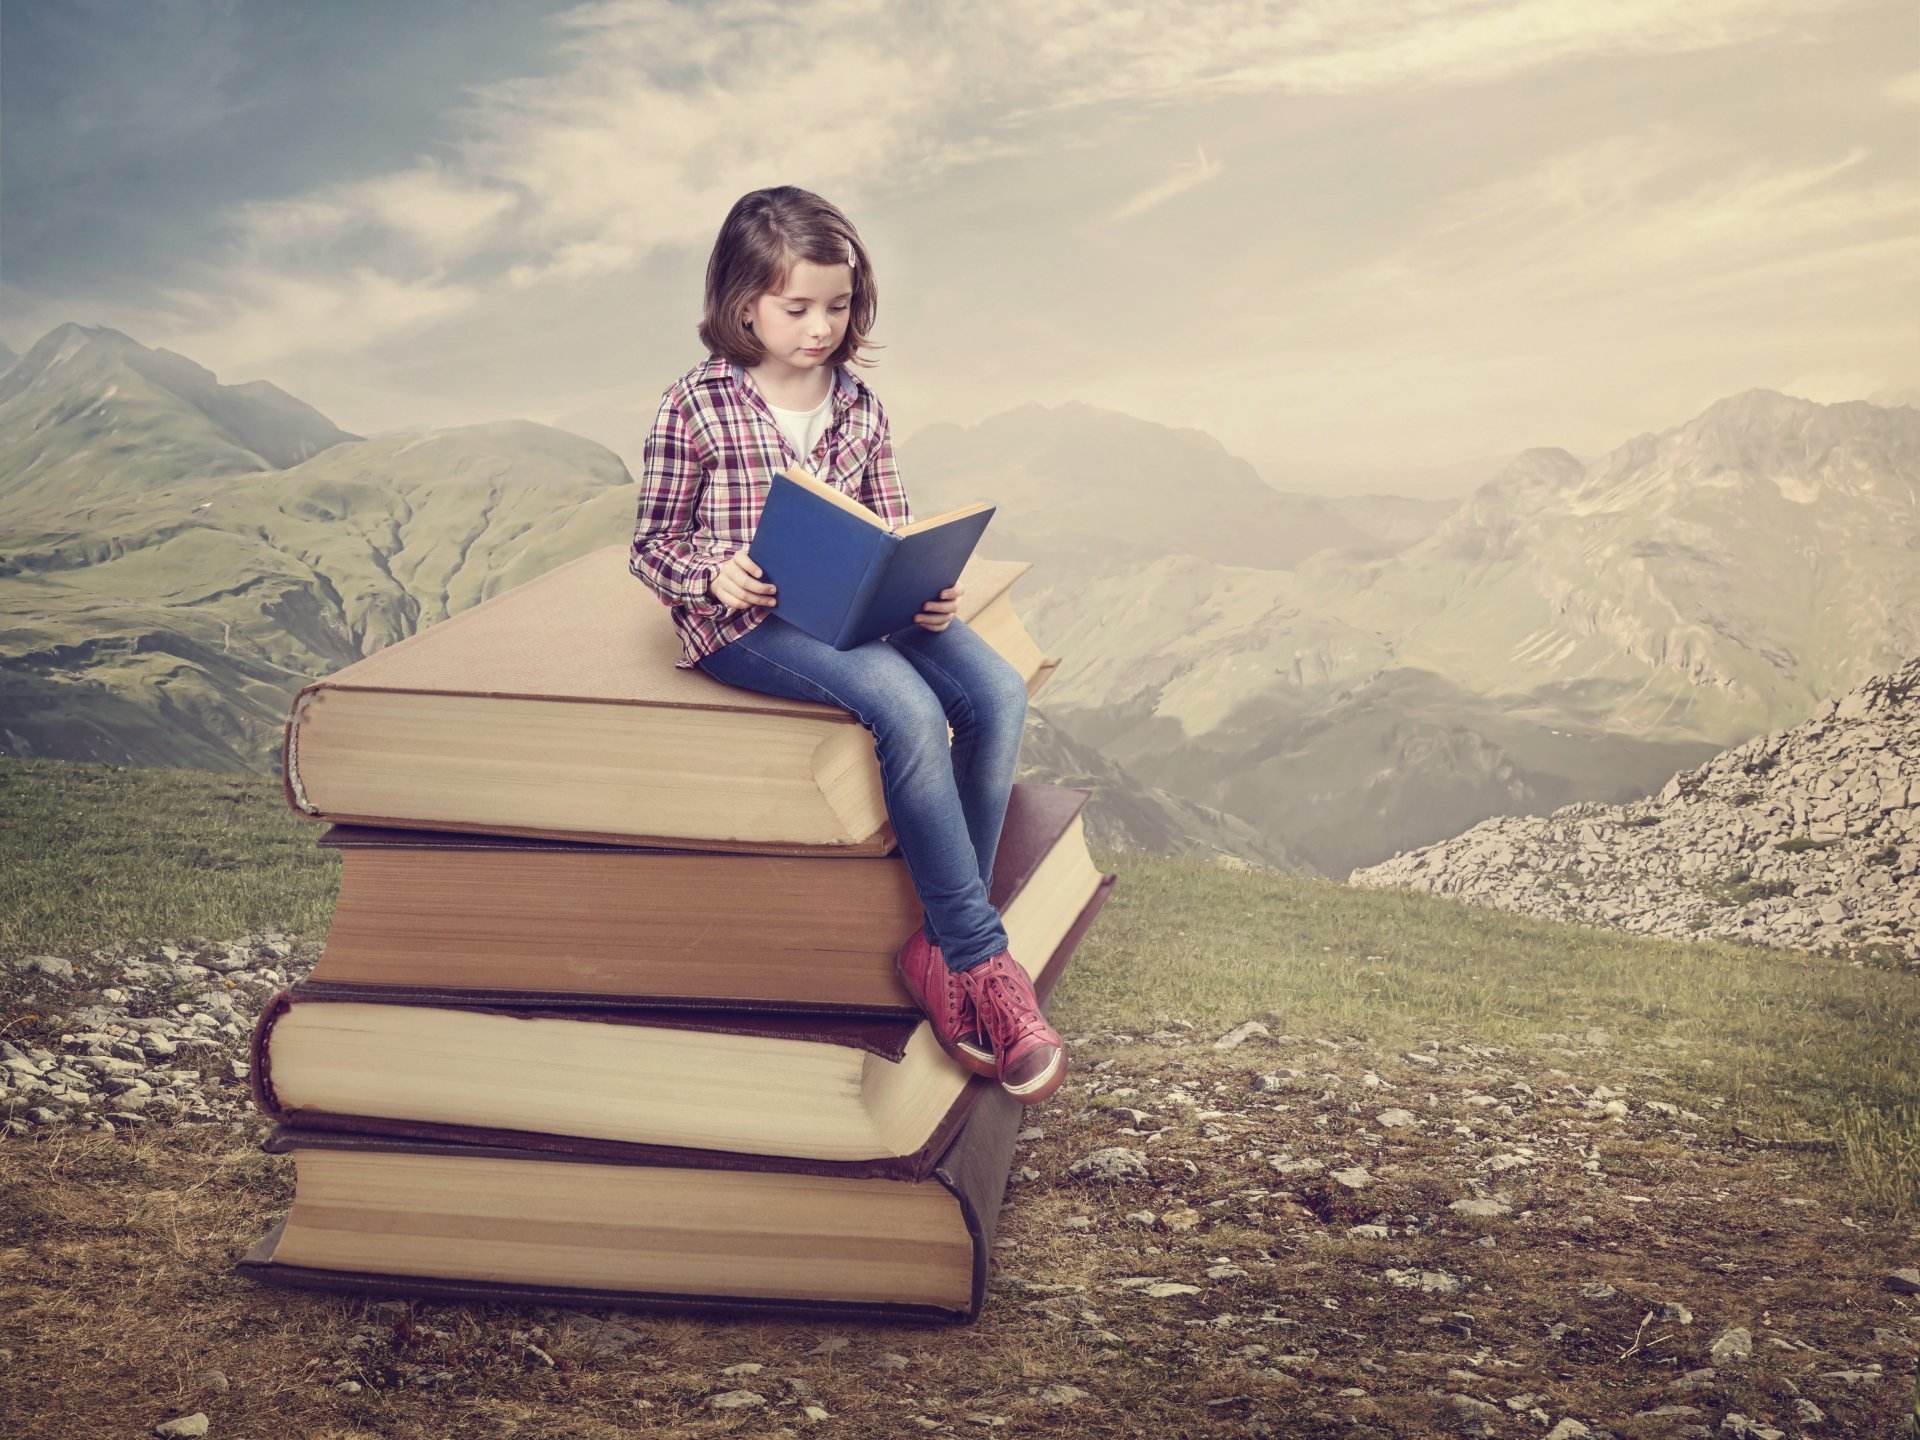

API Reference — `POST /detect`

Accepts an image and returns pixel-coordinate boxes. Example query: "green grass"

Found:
[3,753,1916,1217]
[0,755,340,954]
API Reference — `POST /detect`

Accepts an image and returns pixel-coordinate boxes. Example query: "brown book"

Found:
[281,544,1057,855]
[308,782,1093,1011]
[250,868,1114,1178]
[237,1076,1025,1323]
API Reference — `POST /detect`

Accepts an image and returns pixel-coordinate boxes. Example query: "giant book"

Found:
[307,782,1094,1011]
[238,1078,1026,1323]
[280,544,1056,855]
[250,859,1114,1175]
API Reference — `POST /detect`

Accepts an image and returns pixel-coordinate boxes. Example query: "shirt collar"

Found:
[700,353,863,415]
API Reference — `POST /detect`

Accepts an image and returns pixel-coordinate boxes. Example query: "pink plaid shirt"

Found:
[630,353,914,667]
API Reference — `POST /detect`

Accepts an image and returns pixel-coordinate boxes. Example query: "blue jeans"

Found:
[696,614,1028,973]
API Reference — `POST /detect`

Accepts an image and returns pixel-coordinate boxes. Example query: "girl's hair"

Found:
[699,186,883,370]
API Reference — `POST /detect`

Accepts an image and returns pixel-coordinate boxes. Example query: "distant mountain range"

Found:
[898,388,1920,875]
[3,322,1915,876]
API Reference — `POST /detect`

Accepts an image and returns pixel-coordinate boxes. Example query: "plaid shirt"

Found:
[630,353,914,667]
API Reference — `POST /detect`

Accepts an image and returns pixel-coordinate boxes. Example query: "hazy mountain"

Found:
[885,401,1383,586]
[6,324,1914,877]
[0,342,16,374]
[980,391,1919,874]
[0,324,359,520]
[1017,709,1303,870]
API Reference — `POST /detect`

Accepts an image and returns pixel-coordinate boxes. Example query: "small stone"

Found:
[1450,1196,1512,1218]
[1067,1147,1149,1182]
[1037,1384,1089,1405]
[966,1415,1008,1427]
[1657,1301,1693,1324]
[721,1362,764,1376]
[1160,1207,1200,1231]
[335,1380,362,1394]
[1213,1020,1271,1051]
[1709,1326,1753,1363]
[195,1368,229,1394]
[1885,1268,1920,1294]
[1329,1165,1371,1189]
[1061,1216,1092,1231]
[872,1352,911,1371]
[1375,1108,1418,1128]
[154,1417,210,1439]
[1347,1224,1389,1240]
[1141,1283,1201,1298]
[807,1336,849,1355]
[709,1390,766,1409]
[1579,1282,1617,1300]
[803,1405,831,1422]
[1544,1421,1592,1440]
[18,954,75,981]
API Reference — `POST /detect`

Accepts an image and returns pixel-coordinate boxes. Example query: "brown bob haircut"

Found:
[698,186,883,371]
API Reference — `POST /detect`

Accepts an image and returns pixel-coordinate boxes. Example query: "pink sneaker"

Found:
[956,950,1066,1104]
[894,930,997,1078]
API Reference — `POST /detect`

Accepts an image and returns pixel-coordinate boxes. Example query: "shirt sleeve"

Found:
[630,388,730,612]
[856,401,914,530]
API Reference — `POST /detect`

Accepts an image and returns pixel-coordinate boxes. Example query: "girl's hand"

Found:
[709,549,776,610]
[913,583,963,631]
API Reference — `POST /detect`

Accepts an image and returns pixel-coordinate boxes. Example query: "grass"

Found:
[3,752,1916,1213]
[0,755,341,953]
[2,754,1917,1436]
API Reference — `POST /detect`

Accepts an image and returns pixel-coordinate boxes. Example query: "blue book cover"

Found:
[751,467,995,650]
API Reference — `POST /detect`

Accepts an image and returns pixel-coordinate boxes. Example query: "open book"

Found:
[751,465,994,650]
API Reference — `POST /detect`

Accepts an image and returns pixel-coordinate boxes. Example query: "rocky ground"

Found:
[2,938,1916,1437]
[1351,656,1920,966]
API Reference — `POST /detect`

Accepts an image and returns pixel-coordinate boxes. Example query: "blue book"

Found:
[749,466,996,650]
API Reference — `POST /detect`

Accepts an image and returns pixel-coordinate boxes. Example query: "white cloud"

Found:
[127,0,1856,376]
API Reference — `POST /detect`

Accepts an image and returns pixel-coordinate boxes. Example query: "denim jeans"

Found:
[695,613,1028,973]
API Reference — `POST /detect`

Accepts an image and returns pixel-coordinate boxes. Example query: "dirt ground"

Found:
[3,1022,1914,1438]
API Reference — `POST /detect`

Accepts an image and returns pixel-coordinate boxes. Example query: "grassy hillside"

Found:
[2,755,1914,1436]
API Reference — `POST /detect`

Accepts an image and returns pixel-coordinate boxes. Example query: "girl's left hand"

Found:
[913,584,964,631]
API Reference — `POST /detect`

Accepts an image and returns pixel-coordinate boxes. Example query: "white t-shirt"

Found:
[764,391,833,476]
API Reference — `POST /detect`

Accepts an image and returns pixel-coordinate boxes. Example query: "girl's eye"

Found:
[785,306,850,316]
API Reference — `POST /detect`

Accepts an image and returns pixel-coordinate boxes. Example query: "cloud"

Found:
[105,0,1860,374]
[1099,144,1225,228]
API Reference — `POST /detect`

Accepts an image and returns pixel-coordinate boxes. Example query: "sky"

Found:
[3,0,1916,495]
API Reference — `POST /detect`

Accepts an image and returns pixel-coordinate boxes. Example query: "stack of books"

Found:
[237,544,1115,1323]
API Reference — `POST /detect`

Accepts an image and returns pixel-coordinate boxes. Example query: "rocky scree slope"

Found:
[1348,655,1920,964]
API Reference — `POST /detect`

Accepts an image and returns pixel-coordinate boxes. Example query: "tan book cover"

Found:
[281,544,1057,854]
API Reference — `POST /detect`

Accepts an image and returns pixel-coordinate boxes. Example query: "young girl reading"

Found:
[629,186,1065,1105]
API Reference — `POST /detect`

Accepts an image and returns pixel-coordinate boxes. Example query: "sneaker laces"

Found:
[969,959,1053,1052]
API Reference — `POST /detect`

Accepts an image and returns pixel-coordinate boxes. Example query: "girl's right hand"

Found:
[709,548,776,610]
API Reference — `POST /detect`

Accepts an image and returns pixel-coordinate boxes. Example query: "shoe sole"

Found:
[1000,1046,1067,1105]
[950,1038,1000,1080]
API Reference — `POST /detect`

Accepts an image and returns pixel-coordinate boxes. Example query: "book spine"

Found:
[248,986,297,1123]
[834,532,900,650]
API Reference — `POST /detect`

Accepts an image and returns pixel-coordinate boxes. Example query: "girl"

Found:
[629,186,1065,1106]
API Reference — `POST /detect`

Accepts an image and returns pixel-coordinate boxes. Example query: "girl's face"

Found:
[742,259,853,376]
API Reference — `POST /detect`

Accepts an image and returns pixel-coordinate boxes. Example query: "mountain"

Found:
[990,391,1920,874]
[0,325,359,521]
[0,342,17,374]
[1,375,641,769]
[1017,709,1303,871]
[1350,653,1919,966]
[898,401,1382,585]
